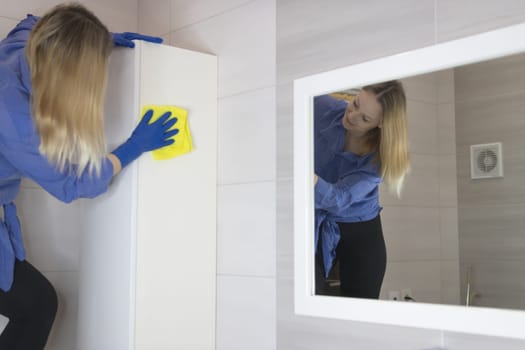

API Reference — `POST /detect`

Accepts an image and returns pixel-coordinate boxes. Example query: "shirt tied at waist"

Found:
[0,202,26,292]
[315,209,340,278]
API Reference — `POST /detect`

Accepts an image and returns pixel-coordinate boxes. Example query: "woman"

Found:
[0,4,176,349]
[314,81,409,299]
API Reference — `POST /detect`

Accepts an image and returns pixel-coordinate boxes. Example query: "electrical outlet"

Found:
[401,288,413,301]
[388,290,400,301]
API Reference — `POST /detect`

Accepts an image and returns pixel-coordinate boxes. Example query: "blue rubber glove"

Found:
[112,32,163,48]
[112,110,179,168]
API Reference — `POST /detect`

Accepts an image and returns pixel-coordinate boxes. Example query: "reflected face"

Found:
[341,90,383,135]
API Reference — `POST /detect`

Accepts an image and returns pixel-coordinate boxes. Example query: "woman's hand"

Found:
[128,110,179,152]
[314,174,319,185]
[112,32,163,48]
[111,110,179,169]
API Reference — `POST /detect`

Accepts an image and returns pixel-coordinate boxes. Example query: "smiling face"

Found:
[341,90,383,136]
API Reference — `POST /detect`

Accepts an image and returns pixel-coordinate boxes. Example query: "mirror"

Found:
[314,53,525,311]
[294,23,525,339]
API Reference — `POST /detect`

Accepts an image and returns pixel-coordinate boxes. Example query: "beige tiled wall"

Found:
[455,52,525,311]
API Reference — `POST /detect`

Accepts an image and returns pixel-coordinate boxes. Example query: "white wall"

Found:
[0,2,137,349]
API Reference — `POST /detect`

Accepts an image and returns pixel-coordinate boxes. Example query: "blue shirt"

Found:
[314,95,382,277]
[0,15,114,292]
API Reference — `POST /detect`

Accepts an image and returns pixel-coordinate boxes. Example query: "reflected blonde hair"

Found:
[25,3,112,175]
[362,81,410,197]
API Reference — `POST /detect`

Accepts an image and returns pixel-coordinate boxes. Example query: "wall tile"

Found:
[276,82,293,179]
[382,261,442,304]
[439,154,458,207]
[276,178,293,279]
[407,100,438,156]
[444,332,525,350]
[380,154,439,207]
[455,88,525,209]
[459,204,525,262]
[218,87,276,184]
[277,277,442,349]
[454,52,525,103]
[437,103,456,155]
[170,0,254,31]
[436,0,525,42]
[381,206,441,262]
[15,188,82,271]
[218,182,276,277]
[0,1,138,31]
[82,0,138,32]
[0,0,61,19]
[138,0,171,36]
[441,261,460,305]
[401,73,437,104]
[277,0,435,84]
[437,69,455,104]
[217,275,276,350]
[0,16,18,38]
[170,0,276,98]
[440,207,459,261]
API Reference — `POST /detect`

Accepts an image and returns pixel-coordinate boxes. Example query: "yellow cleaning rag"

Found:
[140,104,193,160]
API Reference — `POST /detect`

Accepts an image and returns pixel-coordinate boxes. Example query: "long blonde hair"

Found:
[362,81,410,197]
[25,3,112,176]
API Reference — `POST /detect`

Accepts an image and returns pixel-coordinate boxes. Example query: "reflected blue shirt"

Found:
[314,95,382,277]
[0,15,114,292]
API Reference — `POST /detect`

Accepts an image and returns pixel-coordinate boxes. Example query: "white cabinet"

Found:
[78,42,217,350]
[17,42,217,350]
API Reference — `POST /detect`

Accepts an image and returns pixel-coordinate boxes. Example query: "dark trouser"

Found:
[316,214,386,299]
[0,260,58,350]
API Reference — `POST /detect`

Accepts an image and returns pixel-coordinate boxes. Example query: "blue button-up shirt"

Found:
[314,94,382,277]
[0,15,114,292]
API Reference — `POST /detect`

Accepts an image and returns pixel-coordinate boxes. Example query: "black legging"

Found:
[0,260,58,350]
[316,214,386,298]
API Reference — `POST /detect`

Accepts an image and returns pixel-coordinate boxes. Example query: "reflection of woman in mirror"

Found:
[314,81,409,299]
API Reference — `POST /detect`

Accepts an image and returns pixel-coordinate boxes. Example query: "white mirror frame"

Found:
[294,23,525,339]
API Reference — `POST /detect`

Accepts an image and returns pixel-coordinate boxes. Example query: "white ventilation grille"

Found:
[470,142,503,179]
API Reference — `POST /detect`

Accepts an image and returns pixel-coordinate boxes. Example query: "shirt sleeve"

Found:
[314,94,347,131]
[2,15,39,44]
[0,92,114,204]
[315,172,380,213]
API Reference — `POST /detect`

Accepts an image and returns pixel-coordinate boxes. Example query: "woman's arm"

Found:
[111,32,163,48]
[315,172,380,212]
[107,153,122,176]
[2,15,39,44]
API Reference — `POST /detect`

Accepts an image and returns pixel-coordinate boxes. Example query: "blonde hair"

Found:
[25,3,112,176]
[362,81,410,197]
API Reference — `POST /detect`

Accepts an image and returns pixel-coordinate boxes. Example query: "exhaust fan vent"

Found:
[470,142,503,179]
